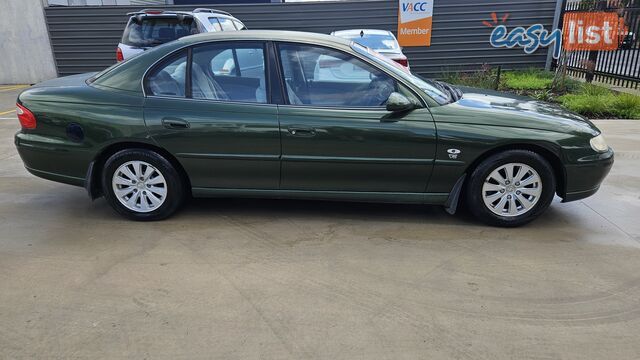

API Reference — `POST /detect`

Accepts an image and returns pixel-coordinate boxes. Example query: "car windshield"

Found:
[122,17,196,48]
[351,42,452,105]
[339,33,399,52]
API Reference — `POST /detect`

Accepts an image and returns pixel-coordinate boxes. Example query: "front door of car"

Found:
[276,43,436,193]
[143,42,280,190]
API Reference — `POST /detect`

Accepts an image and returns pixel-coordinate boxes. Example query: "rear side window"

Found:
[146,50,188,97]
[192,43,267,103]
[232,20,247,30]
[122,17,197,47]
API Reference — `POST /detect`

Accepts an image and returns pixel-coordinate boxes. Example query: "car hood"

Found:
[434,86,600,136]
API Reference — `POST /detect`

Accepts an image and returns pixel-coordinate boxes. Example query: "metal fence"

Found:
[562,1,640,89]
[44,0,558,79]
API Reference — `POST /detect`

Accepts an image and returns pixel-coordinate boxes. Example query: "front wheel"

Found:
[465,150,556,227]
[102,149,185,221]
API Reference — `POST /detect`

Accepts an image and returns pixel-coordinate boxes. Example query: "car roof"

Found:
[179,30,352,48]
[128,9,240,21]
[332,29,393,37]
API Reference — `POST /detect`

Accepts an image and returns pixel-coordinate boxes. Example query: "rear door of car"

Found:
[143,41,281,190]
[274,42,437,193]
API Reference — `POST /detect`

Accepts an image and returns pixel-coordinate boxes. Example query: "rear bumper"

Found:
[15,132,88,187]
[562,148,614,202]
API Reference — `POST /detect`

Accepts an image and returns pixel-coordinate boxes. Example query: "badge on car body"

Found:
[447,148,461,159]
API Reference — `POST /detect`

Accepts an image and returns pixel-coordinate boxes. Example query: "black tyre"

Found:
[102,149,185,221]
[465,150,556,227]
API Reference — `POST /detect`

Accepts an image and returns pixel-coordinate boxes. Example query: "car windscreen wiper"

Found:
[437,81,463,102]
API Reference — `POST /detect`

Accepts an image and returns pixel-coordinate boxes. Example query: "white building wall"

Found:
[0,0,58,84]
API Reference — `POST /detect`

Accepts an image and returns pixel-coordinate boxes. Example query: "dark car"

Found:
[15,31,613,226]
[620,31,635,50]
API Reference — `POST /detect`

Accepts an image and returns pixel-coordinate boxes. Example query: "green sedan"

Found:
[14,31,613,226]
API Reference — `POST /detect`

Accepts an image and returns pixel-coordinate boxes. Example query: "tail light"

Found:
[116,47,124,62]
[393,57,409,68]
[16,103,36,129]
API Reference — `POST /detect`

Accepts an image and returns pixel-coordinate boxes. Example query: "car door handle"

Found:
[162,117,190,129]
[288,126,316,137]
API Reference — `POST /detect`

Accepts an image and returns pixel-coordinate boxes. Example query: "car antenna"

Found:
[360,30,364,38]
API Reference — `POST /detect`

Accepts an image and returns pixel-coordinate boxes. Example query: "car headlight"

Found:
[590,134,608,153]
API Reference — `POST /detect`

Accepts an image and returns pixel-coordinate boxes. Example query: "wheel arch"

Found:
[86,141,192,199]
[466,142,566,197]
[446,142,567,214]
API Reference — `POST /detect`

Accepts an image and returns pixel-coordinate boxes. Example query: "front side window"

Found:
[146,50,187,97]
[278,43,397,107]
[192,43,267,103]
[351,42,450,105]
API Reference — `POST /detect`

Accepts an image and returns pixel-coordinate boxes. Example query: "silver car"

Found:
[331,29,409,69]
[117,8,246,62]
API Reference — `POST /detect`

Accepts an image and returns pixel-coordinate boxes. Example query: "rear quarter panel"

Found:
[16,84,147,183]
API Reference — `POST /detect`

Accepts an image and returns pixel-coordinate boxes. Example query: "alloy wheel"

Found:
[112,160,167,213]
[481,163,542,217]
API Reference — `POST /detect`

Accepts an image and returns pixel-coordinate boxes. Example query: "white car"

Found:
[117,8,246,62]
[331,29,409,69]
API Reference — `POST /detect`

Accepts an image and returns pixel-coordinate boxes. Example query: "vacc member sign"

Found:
[398,0,434,47]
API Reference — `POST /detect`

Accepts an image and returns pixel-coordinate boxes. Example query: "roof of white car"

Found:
[128,9,239,21]
[332,29,393,37]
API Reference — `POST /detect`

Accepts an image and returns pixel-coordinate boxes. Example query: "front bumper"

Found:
[562,148,614,202]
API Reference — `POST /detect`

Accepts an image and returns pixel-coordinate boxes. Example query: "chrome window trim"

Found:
[145,94,277,108]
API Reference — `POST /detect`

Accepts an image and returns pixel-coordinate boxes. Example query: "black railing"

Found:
[560,1,640,89]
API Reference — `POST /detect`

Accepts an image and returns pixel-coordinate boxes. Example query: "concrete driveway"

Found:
[1,86,639,359]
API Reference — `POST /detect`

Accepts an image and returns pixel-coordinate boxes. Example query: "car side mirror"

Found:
[386,92,416,112]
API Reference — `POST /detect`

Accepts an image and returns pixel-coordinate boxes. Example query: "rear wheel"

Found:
[102,149,185,221]
[465,150,556,227]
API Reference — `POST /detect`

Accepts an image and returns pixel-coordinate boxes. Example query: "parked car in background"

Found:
[15,31,613,227]
[331,29,409,69]
[117,8,246,62]
[620,31,635,50]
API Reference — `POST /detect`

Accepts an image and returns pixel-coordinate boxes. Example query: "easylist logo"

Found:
[485,11,627,59]
[563,12,626,51]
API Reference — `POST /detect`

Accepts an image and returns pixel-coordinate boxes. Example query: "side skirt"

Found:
[192,188,449,205]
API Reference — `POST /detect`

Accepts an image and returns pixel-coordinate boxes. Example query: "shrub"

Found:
[558,94,612,117]
[502,71,553,90]
[551,75,582,94]
[558,84,640,119]
[580,83,612,97]
[441,64,497,89]
[611,93,640,119]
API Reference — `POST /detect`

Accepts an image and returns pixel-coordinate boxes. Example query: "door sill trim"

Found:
[191,187,448,205]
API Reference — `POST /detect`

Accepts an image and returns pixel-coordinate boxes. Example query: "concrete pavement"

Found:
[1,86,640,359]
